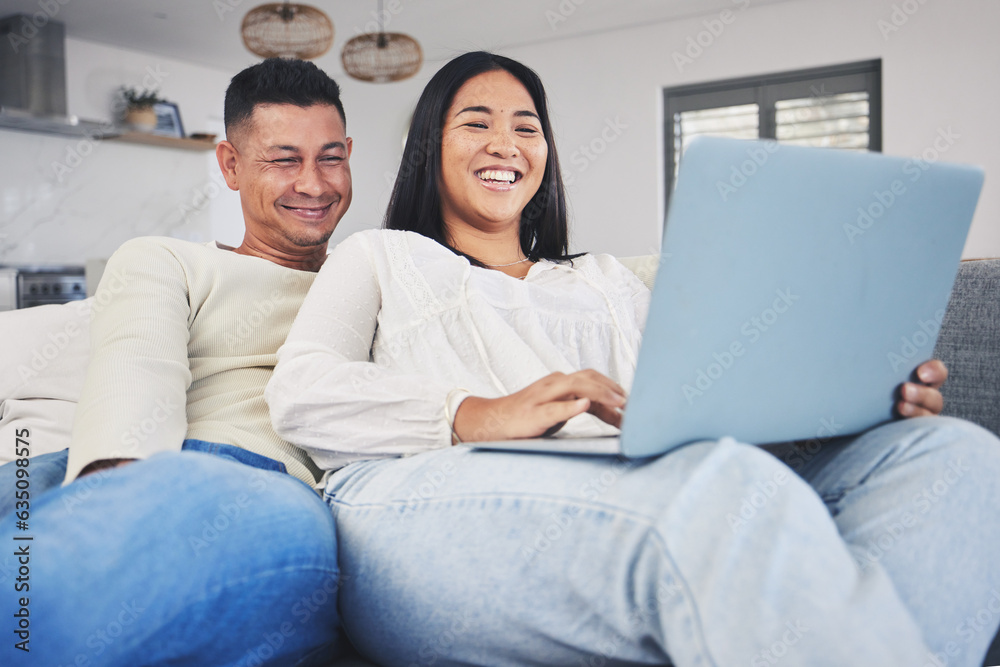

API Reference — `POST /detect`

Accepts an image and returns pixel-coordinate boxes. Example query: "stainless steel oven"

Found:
[0,266,87,310]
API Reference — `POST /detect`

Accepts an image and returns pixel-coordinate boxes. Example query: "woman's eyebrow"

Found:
[456,105,492,116]
[455,106,540,120]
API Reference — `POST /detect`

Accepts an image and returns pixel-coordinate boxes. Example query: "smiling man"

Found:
[216,98,352,267]
[64,58,353,486]
[0,58,352,666]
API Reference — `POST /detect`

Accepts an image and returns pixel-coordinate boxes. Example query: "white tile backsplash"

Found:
[0,128,226,266]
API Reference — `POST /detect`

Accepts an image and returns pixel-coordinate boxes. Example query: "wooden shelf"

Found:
[108,132,216,151]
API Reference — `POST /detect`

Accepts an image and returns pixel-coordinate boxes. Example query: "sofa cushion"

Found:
[0,399,77,464]
[0,299,91,463]
[933,259,1000,436]
[616,255,659,291]
[0,299,91,401]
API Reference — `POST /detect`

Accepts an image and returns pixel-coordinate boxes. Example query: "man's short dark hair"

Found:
[224,58,346,139]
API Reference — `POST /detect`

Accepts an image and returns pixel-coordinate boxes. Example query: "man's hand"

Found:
[453,370,627,442]
[78,458,138,478]
[897,359,947,418]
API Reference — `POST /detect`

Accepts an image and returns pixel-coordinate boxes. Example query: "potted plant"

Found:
[118,86,163,132]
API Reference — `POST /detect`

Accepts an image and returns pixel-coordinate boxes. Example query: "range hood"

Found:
[0,14,115,138]
[0,105,112,137]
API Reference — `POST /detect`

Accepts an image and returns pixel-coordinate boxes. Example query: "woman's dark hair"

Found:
[224,58,346,138]
[384,51,575,266]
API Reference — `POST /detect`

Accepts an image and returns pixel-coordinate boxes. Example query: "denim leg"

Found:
[0,449,69,518]
[0,451,343,667]
[181,438,289,473]
[0,439,287,519]
[786,416,1000,667]
[326,440,929,667]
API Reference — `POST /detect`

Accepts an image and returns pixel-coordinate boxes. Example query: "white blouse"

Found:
[266,229,650,471]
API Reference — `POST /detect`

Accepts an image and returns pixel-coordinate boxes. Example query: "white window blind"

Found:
[673,103,759,179]
[775,91,870,149]
[663,61,881,212]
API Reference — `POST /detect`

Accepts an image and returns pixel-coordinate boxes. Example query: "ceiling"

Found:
[0,0,794,73]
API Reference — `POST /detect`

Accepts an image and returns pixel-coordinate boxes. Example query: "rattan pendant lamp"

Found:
[341,0,423,82]
[241,2,334,59]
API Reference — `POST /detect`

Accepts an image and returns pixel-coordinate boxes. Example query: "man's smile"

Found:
[281,202,334,220]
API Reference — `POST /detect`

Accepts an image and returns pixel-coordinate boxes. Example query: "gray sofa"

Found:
[935,259,1000,437]
[932,259,1000,667]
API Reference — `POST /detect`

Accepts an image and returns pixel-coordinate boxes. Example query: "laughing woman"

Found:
[266,52,1000,667]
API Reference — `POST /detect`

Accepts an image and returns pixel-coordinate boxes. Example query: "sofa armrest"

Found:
[0,299,93,463]
[616,255,659,291]
[933,259,1000,436]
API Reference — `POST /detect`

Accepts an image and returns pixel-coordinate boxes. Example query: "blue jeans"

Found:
[0,441,343,666]
[325,417,1000,666]
[0,439,290,516]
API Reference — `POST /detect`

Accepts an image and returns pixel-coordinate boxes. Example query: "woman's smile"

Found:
[476,168,519,183]
[474,166,523,191]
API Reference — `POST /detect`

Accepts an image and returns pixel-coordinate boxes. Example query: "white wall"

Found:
[329,76,427,240]
[339,0,1000,258]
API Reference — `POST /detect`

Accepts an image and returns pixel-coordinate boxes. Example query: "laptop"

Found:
[477,136,985,458]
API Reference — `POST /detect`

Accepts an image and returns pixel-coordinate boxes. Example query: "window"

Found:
[663,60,882,211]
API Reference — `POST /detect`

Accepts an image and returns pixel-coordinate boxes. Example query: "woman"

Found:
[267,52,1000,666]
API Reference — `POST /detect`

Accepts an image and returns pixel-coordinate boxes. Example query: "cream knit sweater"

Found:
[65,237,322,486]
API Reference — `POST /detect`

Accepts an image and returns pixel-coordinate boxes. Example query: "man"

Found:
[1,58,353,666]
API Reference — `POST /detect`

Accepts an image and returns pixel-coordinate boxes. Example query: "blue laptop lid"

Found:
[621,136,984,458]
